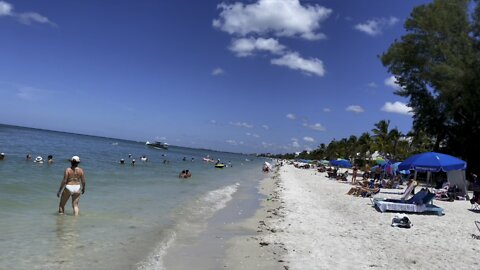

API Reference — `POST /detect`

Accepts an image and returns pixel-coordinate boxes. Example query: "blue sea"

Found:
[0,124,266,270]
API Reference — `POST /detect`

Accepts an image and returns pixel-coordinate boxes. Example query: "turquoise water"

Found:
[0,124,265,269]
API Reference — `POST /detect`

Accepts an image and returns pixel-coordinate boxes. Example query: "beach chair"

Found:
[374,181,416,202]
[373,189,444,216]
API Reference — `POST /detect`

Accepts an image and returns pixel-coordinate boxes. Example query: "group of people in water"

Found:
[0,153,55,164]
[0,151,237,216]
[0,153,89,216]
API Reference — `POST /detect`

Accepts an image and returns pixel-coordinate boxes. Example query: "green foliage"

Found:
[382,0,480,173]
[271,0,478,172]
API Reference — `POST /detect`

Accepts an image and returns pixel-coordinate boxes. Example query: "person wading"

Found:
[57,156,86,216]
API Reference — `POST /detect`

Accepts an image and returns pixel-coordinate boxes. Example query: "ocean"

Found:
[0,124,266,270]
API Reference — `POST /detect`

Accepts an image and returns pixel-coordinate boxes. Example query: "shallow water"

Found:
[0,124,264,269]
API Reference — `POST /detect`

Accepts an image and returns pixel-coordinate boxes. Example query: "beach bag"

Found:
[391,214,412,229]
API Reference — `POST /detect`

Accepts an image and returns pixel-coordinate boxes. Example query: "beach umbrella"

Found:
[398,152,466,172]
[390,162,410,175]
[376,158,386,165]
[320,160,330,166]
[331,159,352,168]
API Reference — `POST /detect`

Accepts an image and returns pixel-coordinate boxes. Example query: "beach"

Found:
[226,164,480,269]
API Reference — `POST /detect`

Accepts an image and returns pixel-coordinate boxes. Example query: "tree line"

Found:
[269,0,480,173]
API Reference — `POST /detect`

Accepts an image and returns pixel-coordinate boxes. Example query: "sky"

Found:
[0,0,432,154]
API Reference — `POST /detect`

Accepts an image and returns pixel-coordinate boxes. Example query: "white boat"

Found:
[146,141,169,150]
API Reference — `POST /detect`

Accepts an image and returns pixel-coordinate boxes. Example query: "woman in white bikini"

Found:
[57,156,86,216]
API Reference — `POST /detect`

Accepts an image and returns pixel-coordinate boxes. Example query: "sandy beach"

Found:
[226,164,480,270]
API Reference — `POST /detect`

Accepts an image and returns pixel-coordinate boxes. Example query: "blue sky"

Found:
[0,0,431,153]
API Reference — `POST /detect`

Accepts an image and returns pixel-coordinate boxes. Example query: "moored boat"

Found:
[146,141,169,150]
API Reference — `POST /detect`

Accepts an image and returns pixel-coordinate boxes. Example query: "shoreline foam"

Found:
[223,167,286,269]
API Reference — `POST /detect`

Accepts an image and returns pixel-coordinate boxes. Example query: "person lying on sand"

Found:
[346,186,380,197]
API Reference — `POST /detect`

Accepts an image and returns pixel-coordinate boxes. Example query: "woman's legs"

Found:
[71,193,81,216]
[58,189,71,214]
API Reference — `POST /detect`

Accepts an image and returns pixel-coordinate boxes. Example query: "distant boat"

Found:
[146,141,169,150]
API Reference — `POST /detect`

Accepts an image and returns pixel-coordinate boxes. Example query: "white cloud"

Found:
[304,123,326,131]
[246,132,260,138]
[212,68,224,76]
[354,16,399,36]
[271,52,325,77]
[15,86,47,100]
[226,139,237,145]
[213,0,332,40]
[261,141,273,148]
[286,113,296,120]
[210,120,218,125]
[262,124,269,130]
[229,37,285,57]
[230,121,254,128]
[0,1,55,26]
[291,138,300,148]
[323,108,331,112]
[381,101,413,116]
[0,1,13,16]
[368,82,378,88]
[384,75,401,89]
[18,12,54,26]
[346,105,364,113]
[303,136,315,142]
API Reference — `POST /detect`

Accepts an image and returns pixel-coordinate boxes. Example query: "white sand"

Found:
[227,164,480,270]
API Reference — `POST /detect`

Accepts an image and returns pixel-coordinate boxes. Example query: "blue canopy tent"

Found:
[398,152,467,192]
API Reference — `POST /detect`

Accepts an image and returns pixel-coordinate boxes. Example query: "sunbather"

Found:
[347,186,380,197]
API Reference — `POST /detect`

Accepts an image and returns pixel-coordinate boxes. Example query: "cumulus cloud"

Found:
[271,52,325,77]
[323,108,331,112]
[226,139,237,145]
[286,113,296,120]
[346,105,364,113]
[229,37,285,57]
[262,124,269,130]
[213,0,332,40]
[381,101,413,116]
[291,138,300,148]
[354,16,398,36]
[246,132,260,138]
[262,141,273,148]
[304,123,326,131]
[0,1,55,26]
[230,121,254,128]
[384,75,401,89]
[213,0,330,77]
[303,136,315,142]
[211,68,224,76]
[0,1,13,15]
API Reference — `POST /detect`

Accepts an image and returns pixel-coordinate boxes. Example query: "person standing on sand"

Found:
[352,165,358,184]
[57,156,86,216]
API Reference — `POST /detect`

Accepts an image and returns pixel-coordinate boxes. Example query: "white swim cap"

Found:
[71,156,80,162]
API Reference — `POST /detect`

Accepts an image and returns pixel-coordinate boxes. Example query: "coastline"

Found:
[223,167,286,269]
[225,164,480,269]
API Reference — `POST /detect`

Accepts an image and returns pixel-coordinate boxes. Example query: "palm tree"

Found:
[387,128,402,161]
[372,120,390,155]
[358,132,372,161]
